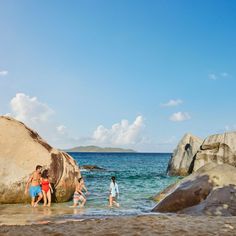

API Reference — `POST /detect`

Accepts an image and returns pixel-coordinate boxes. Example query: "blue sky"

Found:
[0,0,236,152]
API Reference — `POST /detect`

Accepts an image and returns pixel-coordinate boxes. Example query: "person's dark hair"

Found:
[78,177,83,183]
[111,176,116,184]
[36,165,42,170]
[41,169,49,179]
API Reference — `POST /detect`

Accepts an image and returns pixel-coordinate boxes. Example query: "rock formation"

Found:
[151,182,179,202]
[192,132,236,172]
[81,165,105,171]
[167,133,203,176]
[152,163,236,216]
[0,116,80,204]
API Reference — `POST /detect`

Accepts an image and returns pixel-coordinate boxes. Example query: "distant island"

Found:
[63,145,136,153]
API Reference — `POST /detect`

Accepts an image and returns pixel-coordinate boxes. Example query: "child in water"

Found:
[41,169,53,207]
[73,177,88,207]
[109,176,120,207]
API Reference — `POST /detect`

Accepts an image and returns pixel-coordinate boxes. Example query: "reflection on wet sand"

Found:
[0,203,86,225]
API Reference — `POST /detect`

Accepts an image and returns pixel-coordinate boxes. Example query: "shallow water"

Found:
[69,153,178,216]
[0,153,179,225]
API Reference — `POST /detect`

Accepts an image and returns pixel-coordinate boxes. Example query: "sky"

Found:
[0,0,236,152]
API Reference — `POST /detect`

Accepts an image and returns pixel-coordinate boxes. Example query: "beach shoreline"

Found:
[1,214,236,236]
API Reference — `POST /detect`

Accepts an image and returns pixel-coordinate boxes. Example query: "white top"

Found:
[110,182,119,197]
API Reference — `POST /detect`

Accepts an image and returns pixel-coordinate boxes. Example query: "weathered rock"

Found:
[193,132,236,172]
[81,165,105,171]
[167,133,203,176]
[152,163,236,216]
[0,116,81,204]
[151,182,179,202]
[181,184,236,216]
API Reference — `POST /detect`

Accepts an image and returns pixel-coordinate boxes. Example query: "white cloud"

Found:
[6,94,147,150]
[9,93,54,125]
[225,125,230,131]
[161,99,183,107]
[0,70,8,76]
[169,112,191,122]
[209,73,217,80]
[57,125,67,135]
[224,124,236,132]
[209,72,230,80]
[92,116,145,146]
[5,93,80,149]
[5,94,147,150]
[221,72,229,77]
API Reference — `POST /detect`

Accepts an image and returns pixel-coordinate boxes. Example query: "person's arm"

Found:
[116,184,119,198]
[25,174,33,194]
[49,183,53,193]
[109,182,112,194]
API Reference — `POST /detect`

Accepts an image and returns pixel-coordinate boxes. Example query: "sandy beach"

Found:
[1,204,235,235]
[1,214,236,236]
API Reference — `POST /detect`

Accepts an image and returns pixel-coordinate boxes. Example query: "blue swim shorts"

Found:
[29,186,42,198]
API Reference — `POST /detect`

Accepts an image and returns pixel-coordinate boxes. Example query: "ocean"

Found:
[67,152,178,218]
[0,152,179,225]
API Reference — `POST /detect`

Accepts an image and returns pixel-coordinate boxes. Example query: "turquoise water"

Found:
[0,153,179,225]
[67,152,178,218]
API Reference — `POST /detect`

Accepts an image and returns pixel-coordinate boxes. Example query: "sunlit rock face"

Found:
[193,132,236,172]
[0,116,80,203]
[167,133,203,176]
[153,163,236,216]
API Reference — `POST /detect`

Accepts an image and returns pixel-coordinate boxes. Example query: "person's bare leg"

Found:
[31,197,35,207]
[34,193,43,207]
[47,191,51,207]
[109,195,113,207]
[73,198,78,207]
[80,196,86,207]
[113,200,120,207]
[42,191,47,206]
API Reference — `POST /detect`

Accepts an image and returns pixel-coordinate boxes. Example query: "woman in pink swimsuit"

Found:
[41,169,53,207]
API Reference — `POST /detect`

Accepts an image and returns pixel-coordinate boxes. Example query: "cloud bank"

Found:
[5,93,146,150]
[6,93,79,148]
[161,99,183,107]
[208,72,230,80]
[0,70,8,76]
[10,93,54,125]
[169,112,191,122]
[92,116,145,146]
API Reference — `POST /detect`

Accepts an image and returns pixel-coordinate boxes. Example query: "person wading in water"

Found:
[109,176,119,207]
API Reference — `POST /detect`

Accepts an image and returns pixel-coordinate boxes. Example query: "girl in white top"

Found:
[109,176,120,207]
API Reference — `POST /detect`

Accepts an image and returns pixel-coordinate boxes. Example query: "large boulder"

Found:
[0,116,80,204]
[181,184,236,216]
[192,132,236,172]
[151,182,179,202]
[152,163,236,216]
[167,133,203,176]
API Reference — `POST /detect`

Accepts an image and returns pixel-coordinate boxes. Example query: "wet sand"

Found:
[0,204,236,235]
[1,214,236,236]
